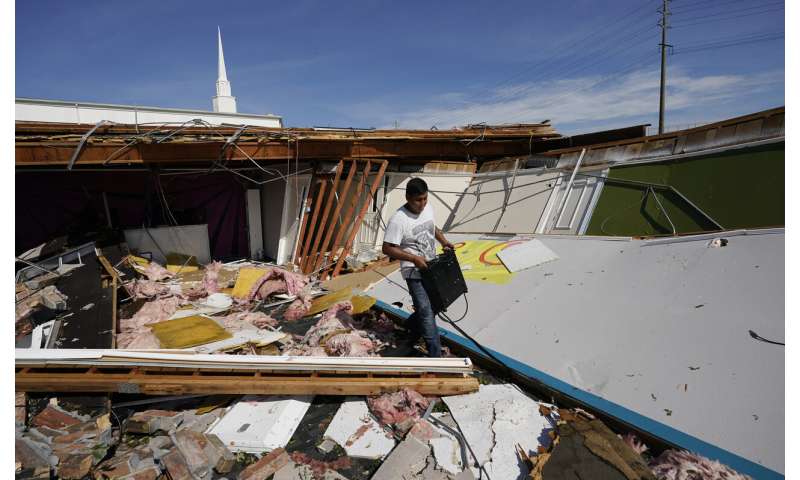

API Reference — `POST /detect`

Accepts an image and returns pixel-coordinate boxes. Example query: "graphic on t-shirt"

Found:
[411,220,436,260]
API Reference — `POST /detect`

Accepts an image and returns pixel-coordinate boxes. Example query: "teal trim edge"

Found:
[374,299,783,480]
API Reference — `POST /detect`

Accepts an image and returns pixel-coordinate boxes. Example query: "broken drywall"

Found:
[442,384,554,480]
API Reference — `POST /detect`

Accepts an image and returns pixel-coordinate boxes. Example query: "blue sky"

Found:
[15,0,784,134]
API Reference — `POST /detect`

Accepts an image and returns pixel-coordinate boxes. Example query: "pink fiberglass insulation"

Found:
[283,291,313,321]
[324,332,377,357]
[255,279,287,300]
[301,301,354,347]
[282,344,329,356]
[245,268,309,302]
[621,433,648,455]
[117,297,183,348]
[281,301,385,356]
[649,450,751,480]
[117,330,160,349]
[142,262,174,281]
[202,261,223,294]
[219,311,278,331]
[367,388,430,427]
[128,279,172,299]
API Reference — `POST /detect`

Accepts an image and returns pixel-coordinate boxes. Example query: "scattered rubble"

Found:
[14,246,757,480]
[238,448,291,480]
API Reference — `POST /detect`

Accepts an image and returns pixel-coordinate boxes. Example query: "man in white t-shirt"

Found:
[382,178,454,357]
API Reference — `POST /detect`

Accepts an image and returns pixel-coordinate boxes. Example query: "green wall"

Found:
[585,142,784,236]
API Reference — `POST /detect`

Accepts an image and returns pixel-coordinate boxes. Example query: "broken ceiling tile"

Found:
[207,395,313,454]
[323,397,395,460]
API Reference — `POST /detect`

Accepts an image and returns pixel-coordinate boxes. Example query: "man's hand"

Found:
[412,255,429,270]
[435,227,454,252]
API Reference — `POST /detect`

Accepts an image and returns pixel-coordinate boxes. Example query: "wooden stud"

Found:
[111,275,118,348]
[332,160,389,277]
[323,160,371,279]
[302,160,344,273]
[312,159,358,274]
[297,180,328,271]
[16,368,478,396]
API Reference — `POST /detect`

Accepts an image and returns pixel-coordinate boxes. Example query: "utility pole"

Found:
[658,0,671,134]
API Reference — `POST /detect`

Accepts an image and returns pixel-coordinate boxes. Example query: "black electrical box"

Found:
[420,249,468,313]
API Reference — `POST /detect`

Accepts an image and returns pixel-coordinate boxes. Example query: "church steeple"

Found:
[212,27,237,113]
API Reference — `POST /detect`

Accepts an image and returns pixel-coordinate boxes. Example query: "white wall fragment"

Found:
[207,395,312,454]
[442,384,553,480]
[323,397,395,460]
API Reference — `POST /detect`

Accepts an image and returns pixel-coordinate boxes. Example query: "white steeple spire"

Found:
[212,27,237,113]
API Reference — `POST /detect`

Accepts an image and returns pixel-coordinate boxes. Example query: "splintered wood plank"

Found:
[16,370,479,396]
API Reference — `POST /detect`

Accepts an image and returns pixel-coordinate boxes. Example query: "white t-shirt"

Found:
[384,203,436,279]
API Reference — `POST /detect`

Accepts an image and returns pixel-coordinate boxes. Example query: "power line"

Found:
[670,1,783,20]
[671,5,783,28]
[448,25,661,127]
[486,22,659,105]
[669,0,754,14]
[426,1,661,127]
[501,49,660,125]
[671,31,784,54]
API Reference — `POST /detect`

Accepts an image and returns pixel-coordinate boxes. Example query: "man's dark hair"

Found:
[406,178,429,197]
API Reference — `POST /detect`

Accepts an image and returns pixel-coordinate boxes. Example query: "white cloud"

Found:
[361,67,783,133]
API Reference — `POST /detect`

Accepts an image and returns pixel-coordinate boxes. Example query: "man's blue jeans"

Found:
[405,278,442,358]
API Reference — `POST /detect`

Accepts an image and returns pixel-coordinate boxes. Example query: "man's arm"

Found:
[382,242,428,270]
[435,227,454,250]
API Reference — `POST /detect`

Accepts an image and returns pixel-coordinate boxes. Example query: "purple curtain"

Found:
[16,170,250,261]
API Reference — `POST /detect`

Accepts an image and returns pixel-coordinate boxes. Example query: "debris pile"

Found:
[15,243,756,480]
[16,403,115,480]
[112,256,400,358]
[518,406,753,480]
[283,300,389,357]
